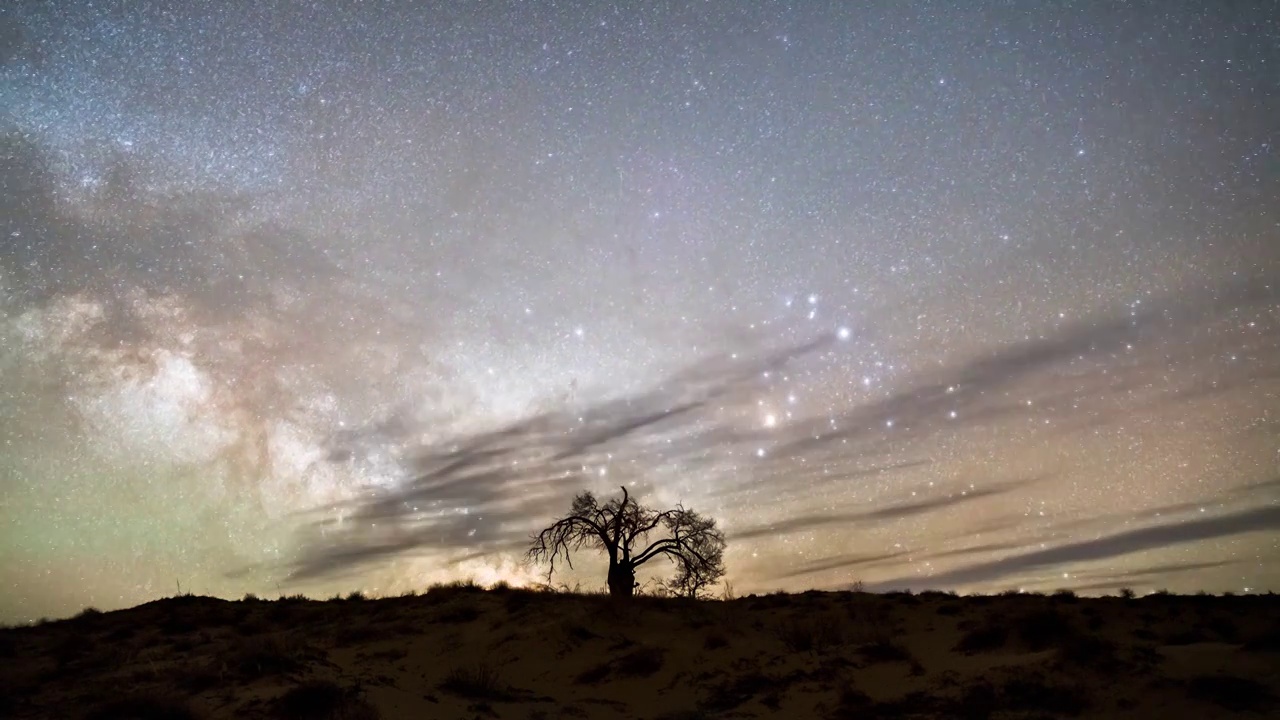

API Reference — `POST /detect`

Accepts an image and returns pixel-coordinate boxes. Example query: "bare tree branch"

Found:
[526,486,727,599]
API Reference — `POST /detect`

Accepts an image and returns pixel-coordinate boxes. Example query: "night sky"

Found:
[2,1,1277,622]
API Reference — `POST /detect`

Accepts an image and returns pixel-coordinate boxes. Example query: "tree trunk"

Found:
[607,562,636,599]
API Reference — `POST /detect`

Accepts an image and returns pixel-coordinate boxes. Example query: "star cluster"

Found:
[1,0,1277,621]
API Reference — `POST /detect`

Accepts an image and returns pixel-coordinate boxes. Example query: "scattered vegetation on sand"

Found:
[2,587,1278,720]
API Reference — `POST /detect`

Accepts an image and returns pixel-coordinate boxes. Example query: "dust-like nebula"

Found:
[1,0,1277,622]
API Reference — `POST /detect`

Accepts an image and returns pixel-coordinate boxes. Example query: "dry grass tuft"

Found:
[440,661,513,701]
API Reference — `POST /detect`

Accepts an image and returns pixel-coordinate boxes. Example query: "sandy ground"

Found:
[2,586,1277,719]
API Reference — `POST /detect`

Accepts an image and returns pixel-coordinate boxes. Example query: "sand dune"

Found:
[2,585,1277,719]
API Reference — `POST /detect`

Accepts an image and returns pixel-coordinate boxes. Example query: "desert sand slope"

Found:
[1,587,1277,719]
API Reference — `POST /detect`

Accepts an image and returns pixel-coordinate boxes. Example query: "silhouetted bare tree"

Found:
[662,524,726,599]
[527,486,726,599]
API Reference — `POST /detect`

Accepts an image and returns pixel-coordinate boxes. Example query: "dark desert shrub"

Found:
[1205,615,1240,642]
[702,671,780,712]
[1014,608,1074,650]
[777,616,844,653]
[1127,643,1162,671]
[274,680,381,720]
[1057,633,1121,671]
[1242,624,1280,652]
[330,623,378,648]
[429,579,484,597]
[1186,674,1274,713]
[777,619,818,652]
[857,637,914,663]
[159,613,200,636]
[954,623,1008,654]
[104,623,137,642]
[577,645,665,683]
[434,604,481,624]
[1163,627,1213,646]
[615,646,665,677]
[656,712,713,720]
[84,695,204,720]
[1001,674,1089,715]
[502,588,538,614]
[440,662,511,700]
[561,621,598,646]
[229,634,320,679]
[832,687,876,718]
[575,662,612,684]
[954,681,1000,718]
[703,631,729,650]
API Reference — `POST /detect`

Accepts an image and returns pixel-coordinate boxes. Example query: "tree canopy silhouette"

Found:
[527,486,726,599]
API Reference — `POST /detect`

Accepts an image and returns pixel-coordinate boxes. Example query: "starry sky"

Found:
[1,0,1277,622]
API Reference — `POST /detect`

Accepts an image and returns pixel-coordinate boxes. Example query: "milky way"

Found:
[2,1,1277,622]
